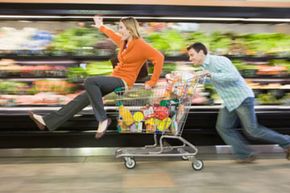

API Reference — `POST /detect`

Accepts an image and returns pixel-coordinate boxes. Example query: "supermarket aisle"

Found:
[0,153,289,193]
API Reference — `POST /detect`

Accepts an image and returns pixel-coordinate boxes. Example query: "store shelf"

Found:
[1,54,289,62]
[0,78,67,81]
[166,55,290,62]
[1,105,290,115]
[247,78,290,83]
[252,88,290,90]
[0,1,289,148]
[0,104,289,148]
[0,3,290,21]
[0,55,112,61]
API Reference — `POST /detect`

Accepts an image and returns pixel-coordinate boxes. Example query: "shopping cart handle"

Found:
[114,87,126,95]
[114,87,124,92]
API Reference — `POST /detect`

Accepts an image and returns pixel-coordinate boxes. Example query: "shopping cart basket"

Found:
[114,72,205,170]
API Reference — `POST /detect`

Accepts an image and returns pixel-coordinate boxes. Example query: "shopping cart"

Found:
[114,72,205,170]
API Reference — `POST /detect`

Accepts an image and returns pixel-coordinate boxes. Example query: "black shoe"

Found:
[285,147,290,160]
[95,118,111,139]
[236,154,257,164]
[28,111,46,130]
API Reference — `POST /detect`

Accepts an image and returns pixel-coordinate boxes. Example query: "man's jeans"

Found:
[216,97,290,159]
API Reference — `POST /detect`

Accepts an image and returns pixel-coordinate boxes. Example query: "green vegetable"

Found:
[50,27,104,55]
[146,30,187,55]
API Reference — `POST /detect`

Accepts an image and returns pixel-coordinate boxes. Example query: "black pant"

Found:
[43,76,125,131]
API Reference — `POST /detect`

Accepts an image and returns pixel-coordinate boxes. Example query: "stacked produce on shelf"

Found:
[0,64,67,78]
[145,30,187,56]
[0,59,79,106]
[208,32,233,55]
[256,92,290,105]
[0,59,67,78]
[260,60,290,75]
[1,22,289,57]
[49,27,111,56]
[256,64,288,76]
[0,81,29,95]
[247,78,290,105]
[0,78,79,106]
[233,59,290,78]
[237,33,290,56]
[33,79,76,95]
[144,24,289,57]
[0,92,79,106]
[0,27,52,55]
[186,32,211,47]
[67,61,112,82]
[0,79,77,95]
[232,59,259,77]
[0,21,289,107]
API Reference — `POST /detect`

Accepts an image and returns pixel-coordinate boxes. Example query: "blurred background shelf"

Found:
[0,1,289,148]
[1,55,290,61]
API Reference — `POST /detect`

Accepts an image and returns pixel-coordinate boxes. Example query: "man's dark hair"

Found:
[187,42,208,55]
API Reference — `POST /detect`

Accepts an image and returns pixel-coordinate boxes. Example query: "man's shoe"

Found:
[28,111,46,130]
[285,147,290,160]
[236,154,257,164]
[95,118,111,139]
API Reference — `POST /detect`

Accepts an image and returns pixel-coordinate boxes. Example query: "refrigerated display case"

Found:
[0,2,289,148]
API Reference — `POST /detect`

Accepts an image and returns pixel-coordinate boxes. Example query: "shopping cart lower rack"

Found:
[114,75,204,171]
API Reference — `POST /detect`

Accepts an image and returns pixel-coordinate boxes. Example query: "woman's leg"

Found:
[43,76,124,130]
[43,91,91,131]
[83,76,124,122]
[42,76,124,131]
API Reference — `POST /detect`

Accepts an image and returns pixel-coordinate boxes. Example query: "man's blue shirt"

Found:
[202,55,254,111]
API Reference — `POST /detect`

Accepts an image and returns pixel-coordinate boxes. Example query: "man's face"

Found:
[187,48,205,66]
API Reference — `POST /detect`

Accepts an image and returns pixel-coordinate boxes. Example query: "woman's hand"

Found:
[165,73,174,82]
[144,83,152,90]
[92,15,103,28]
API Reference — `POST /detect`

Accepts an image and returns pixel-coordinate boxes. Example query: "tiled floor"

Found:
[0,153,289,193]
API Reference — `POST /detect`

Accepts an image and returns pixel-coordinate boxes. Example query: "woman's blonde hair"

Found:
[120,17,141,39]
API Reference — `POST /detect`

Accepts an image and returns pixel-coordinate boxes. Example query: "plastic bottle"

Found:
[117,101,134,126]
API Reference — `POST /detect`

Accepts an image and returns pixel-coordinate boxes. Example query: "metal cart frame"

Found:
[114,73,205,170]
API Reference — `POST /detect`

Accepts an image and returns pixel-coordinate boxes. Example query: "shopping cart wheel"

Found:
[124,157,136,169]
[192,160,204,171]
[177,148,189,160]
[181,156,188,160]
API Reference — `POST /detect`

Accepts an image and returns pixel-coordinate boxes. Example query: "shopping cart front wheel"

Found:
[192,159,204,171]
[124,157,136,169]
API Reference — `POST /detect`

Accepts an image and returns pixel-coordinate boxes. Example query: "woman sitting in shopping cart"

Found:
[29,16,164,139]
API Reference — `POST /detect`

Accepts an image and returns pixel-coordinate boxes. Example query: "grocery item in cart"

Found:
[117,101,134,126]
[133,111,144,122]
[115,73,205,170]
[133,112,144,132]
[142,105,155,119]
[117,119,127,133]
[153,105,169,120]
[115,76,198,134]
[165,71,196,97]
[157,117,172,131]
[145,118,157,133]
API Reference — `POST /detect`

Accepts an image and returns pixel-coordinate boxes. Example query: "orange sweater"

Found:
[99,25,164,87]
